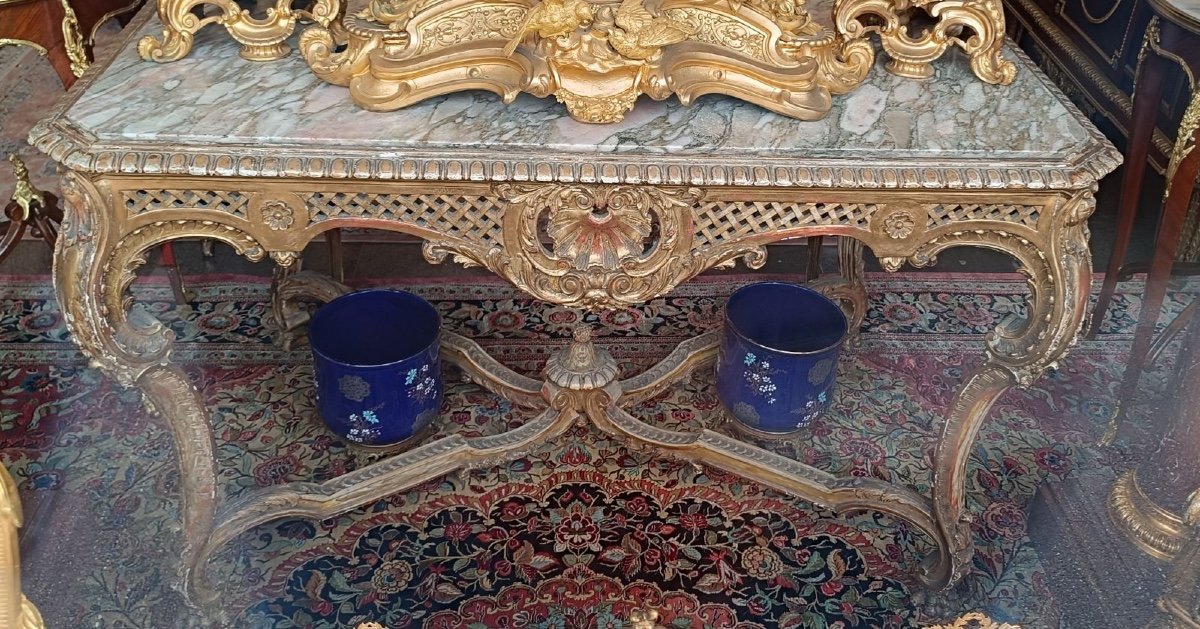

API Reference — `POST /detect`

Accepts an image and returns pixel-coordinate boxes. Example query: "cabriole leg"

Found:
[53,173,268,606]
[911,190,1094,597]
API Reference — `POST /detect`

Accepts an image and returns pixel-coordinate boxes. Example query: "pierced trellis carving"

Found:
[123,189,249,218]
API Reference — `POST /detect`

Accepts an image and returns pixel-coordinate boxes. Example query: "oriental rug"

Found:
[0,272,1191,628]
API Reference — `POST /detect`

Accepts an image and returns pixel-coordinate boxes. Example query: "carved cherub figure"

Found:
[608,0,693,60]
[503,0,596,57]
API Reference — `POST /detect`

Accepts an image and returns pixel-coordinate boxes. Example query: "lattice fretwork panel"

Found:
[306,193,503,244]
[926,203,1041,229]
[694,201,876,245]
[123,189,249,217]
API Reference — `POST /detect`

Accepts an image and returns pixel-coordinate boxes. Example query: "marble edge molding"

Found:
[25,123,1123,190]
[26,8,1122,191]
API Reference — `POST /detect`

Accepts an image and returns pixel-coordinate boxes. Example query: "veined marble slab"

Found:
[32,6,1120,189]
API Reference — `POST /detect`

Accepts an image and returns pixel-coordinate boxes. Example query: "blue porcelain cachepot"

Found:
[716,282,847,436]
[308,289,443,447]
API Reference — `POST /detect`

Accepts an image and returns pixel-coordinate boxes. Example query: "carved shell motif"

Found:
[489,183,705,310]
[542,187,655,270]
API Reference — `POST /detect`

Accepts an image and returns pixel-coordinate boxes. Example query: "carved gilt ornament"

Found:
[415,183,768,309]
[138,0,1015,122]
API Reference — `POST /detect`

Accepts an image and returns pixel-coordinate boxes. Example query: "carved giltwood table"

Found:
[32,5,1119,609]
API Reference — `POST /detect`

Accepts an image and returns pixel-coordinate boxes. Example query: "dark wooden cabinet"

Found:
[1056,0,1145,85]
[0,0,143,88]
[1006,0,1191,168]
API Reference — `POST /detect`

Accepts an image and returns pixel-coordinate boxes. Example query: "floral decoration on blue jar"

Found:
[716,282,847,437]
[309,289,443,447]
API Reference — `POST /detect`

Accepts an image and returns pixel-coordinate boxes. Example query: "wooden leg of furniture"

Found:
[271,267,353,351]
[1106,100,1200,444]
[326,227,345,283]
[1144,301,1199,372]
[1116,261,1200,282]
[270,260,300,348]
[29,192,61,246]
[1088,50,1169,340]
[159,243,192,306]
[0,204,29,268]
[1,155,56,267]
[806,235,823,280]
[0,193,57,268]
[838,236,867,340]
[44,40,78,88]
[0,0,76,88]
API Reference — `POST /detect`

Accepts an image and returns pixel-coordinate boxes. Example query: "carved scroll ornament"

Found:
[139,0,1014,123]
[834,0,1015,84]
[138,0,343,62]
[422,183,772,309]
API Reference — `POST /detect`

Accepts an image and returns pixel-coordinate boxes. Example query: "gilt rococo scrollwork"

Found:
[138,0,343,62]
[421,183,775,309]
[138,0,1014,122]
[835,0,1015,84]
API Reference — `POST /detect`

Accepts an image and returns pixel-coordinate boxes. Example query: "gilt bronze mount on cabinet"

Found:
[138,0,1015,122]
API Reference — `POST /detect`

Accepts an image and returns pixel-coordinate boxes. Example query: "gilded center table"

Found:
[31,5,1119,610]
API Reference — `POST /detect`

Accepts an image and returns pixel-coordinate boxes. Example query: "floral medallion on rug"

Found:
[0,272,1191,628]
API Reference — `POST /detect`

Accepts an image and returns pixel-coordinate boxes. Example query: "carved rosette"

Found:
[261,202,295,230]
[251,193,306,250]
[868,202,925,271]
[882,211,915,239]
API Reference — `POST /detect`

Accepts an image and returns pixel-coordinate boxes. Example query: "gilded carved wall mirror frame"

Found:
[137,0,1015,123]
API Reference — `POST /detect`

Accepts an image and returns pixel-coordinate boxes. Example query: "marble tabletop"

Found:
[31,7,1119,190]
